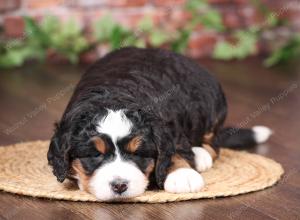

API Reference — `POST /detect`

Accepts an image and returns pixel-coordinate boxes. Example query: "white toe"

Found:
[252,126,273,144]
[192,147,213,172]
[164,168,204,193]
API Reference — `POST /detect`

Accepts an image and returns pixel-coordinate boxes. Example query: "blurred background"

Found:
[0,0,300,68]
[0,1,300,219]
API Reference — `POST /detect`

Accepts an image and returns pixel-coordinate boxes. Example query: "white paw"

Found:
[164,168,204,193]
[192,147,213,172]
[252,126,273,144]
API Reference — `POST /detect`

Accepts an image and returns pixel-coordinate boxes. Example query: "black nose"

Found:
[110,179,128,194]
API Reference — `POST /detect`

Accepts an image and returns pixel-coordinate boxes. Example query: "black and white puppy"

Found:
[48,47,272,201]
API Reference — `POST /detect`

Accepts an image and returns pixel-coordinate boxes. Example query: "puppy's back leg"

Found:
[192,132,219,172]
[192,145,216,172]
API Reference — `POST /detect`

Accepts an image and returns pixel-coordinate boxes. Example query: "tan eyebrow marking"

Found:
[126,136,142,153]
[91,136,106,154]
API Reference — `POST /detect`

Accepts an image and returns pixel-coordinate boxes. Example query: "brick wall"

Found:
[1,0,300,58]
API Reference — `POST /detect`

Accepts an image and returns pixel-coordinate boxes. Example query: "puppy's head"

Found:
[48,109,174,201]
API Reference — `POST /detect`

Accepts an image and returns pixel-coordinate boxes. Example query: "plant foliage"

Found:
[0,16,88,68]
[213,29,258,60]
[0,0,299,69]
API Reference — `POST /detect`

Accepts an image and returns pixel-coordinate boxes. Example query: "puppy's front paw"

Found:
[164,168,204,193]
[192,147,213,172]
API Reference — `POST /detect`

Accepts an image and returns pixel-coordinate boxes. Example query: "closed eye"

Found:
[79,155,105,174]
[131,146,157,158]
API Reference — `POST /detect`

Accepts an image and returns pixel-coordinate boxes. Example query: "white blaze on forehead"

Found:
[96,109,132,143]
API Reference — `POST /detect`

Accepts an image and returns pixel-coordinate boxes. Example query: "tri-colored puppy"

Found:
[48,47,272,201]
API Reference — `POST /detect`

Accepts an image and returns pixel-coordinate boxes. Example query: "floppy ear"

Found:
[152,125,175,189]
[47,125,71,183]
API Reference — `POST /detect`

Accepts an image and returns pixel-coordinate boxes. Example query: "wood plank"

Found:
[0,58,299,219]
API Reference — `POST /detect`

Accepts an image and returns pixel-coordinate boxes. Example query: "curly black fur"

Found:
[48,47,237,188]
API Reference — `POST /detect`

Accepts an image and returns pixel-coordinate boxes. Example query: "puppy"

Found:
[48,47,272,201]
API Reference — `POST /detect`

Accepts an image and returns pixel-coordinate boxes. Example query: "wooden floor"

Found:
[0,58,299,220]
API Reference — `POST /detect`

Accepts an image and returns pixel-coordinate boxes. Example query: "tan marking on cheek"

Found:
[144,160,155,178]
[203,144,218,160]
[72,159,92,193]
[62,180,78,190]
[91,136,106,154]
[168,154,191,174]
[126,136,142,153]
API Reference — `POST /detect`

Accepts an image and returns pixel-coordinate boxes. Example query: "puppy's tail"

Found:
[217,126,273,149]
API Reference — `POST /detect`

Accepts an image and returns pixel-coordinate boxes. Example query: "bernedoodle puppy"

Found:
[48,47,272,201]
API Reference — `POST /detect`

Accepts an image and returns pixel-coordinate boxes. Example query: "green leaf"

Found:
[234,31,257,58]
[93,15,117,42]
[200,10,224,31]
[24,16,51,47]
[264,35,300,67]
[40,15,59,34]
[184,0,224,32]
[137,16,153,33]
[171,30,191,53]
[134,39,146,48]
[213,30,258,60]
[266,13,279,27]
[213,41,235,60]
[0,49,25,68]
[122,35,138,47]
[149,30,170,47]
[110,26,124,49]
[185,0,208,12]
[93,15,140,50]
[0,45,44,69]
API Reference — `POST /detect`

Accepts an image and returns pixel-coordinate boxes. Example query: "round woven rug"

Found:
[0,141,283,203]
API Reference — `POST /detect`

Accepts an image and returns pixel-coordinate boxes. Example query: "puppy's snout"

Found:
[110,179,128,194]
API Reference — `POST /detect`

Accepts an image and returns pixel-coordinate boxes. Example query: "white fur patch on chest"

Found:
[96,109,132,143]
